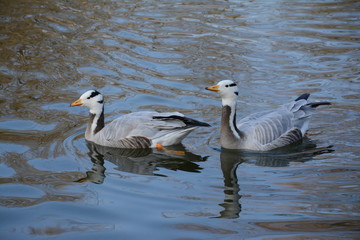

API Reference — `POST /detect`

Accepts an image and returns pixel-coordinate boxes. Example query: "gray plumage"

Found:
[206,80,331,151]
[71,90,210,148]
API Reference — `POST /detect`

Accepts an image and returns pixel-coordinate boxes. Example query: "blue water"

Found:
[0,0,359,239]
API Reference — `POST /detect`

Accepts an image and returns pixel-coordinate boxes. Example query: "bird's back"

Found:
[236,97,312,149]
[91,111,207,148]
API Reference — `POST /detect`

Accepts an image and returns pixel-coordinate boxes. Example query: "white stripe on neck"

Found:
[222,98,240,139]
[90,114,100,135]
[90,107,103,135]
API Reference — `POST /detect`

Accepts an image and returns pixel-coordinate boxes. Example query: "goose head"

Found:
[206,80,239,107]
[70,90,104,114]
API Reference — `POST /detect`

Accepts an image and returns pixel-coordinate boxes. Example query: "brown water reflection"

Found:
[0,152,85,208]
[0,0,359,239]
[256,219,360,232]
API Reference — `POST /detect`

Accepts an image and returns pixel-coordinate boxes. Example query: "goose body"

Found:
[71,90,210,148]
[206,80,330,151]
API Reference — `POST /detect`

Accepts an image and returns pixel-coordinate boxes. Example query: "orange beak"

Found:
[205,84,220,92]
[70,99,83,107]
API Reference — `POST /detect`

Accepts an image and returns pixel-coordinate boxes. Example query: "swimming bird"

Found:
[71,90,210,149]
[206,80,331,151]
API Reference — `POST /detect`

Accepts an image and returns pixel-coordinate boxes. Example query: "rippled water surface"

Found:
[1,0,359,239]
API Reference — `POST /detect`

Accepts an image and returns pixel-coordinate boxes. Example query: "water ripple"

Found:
[0,0,359,239]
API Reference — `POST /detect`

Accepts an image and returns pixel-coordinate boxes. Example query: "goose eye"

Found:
[225,85,229,87]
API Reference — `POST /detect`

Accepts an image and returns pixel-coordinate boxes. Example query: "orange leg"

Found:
[156,144,186,156]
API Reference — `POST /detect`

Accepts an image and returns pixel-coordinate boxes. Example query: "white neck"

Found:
[222,96,236,108]
[90,107,103,115]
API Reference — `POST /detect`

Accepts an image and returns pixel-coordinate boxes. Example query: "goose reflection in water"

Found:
[217,140,333,219]
[76,142,208,184]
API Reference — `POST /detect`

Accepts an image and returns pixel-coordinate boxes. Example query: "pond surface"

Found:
[1,0,359,239]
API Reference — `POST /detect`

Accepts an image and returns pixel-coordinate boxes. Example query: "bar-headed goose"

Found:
[206,80,330,151]
[71,90,210,148]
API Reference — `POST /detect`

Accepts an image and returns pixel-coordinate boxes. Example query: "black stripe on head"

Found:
[225,83,237,88]
[97,100,104,104]
[88,90,100,99]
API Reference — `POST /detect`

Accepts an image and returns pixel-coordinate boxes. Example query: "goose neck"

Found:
[86,107,105,139]
[221,103,244,147]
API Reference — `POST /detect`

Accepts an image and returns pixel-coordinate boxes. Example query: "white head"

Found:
[206,80,239,107]
[70,90,104,114]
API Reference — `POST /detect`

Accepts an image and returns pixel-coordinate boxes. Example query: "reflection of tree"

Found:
[76,142,208,183]
[217,141,333,219]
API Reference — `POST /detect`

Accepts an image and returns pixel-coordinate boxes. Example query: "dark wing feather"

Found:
[153,115,211,128]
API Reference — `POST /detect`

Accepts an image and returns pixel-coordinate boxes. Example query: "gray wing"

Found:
[95,111,208,147]
[101,111,188,139]
[237,99,309,148]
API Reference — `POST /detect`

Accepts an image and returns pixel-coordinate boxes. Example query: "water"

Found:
[1,0,359,239]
